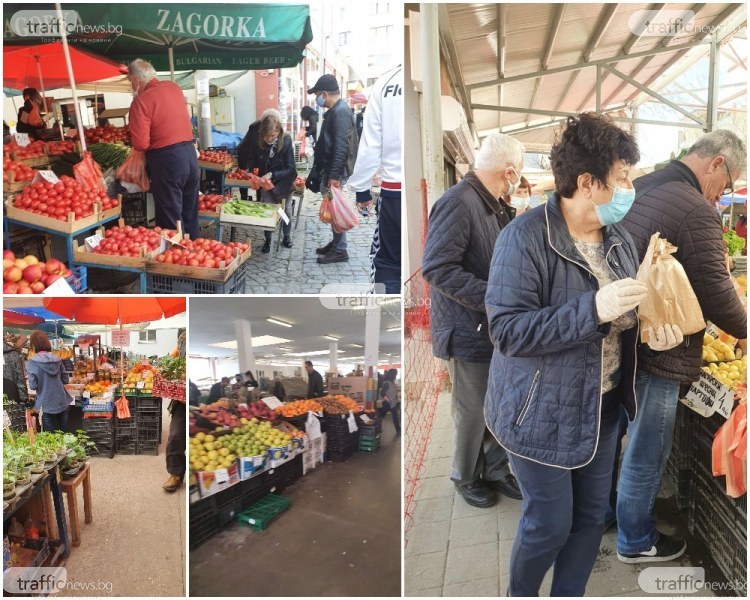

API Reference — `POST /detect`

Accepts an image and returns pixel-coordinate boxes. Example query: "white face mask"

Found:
[507,167,520,196]
[509,196,528,209]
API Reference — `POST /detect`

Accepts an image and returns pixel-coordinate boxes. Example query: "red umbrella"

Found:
[4,43,127,91]
[42,297,186,325]
[3,309,44,327]
[351,91,368,104]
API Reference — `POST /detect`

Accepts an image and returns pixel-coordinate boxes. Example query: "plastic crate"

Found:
[358,420,382,438]
[136,396,162,410]
[146,261,248,294]
[121,193,148,227]
[9,232,52,262]
[237,471,269,509]
[189,495,218,550]
[83,416,114,433]
[115,439,137,455]
[327,446,357,463]
[137,421,160,455]
[236,494,290,531]
[214,486,244,527]
[7,535,50,568]
[358,435,381,452]
[66,265,87,293]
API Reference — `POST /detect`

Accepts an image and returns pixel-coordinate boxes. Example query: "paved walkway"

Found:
[405,390,717,597]
[202,186,378,294]
[63,404,185,597]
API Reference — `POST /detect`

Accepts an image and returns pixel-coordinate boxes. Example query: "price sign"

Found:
[111,329,131,347]
[14,133,30,147]
[83,391,90,399]
[261,396,283,410]
[705,323,721,339]
[86,372,95,380]
[680,372,734,419]
[136,381,145,389]
[33,170,61,185]
[278,208,290,225]
[85,233,103,251]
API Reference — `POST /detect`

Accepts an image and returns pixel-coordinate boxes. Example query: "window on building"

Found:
[370,26,392,44]
[339,31,350,46]
[138,330,157,343]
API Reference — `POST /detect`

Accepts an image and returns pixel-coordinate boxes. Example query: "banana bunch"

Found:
[703,334,741,363]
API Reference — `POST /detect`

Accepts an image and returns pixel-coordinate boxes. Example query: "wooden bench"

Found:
[60,462,93,547]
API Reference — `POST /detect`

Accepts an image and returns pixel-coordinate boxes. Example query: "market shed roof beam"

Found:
[578,3,667,112]
[496,3,507,130]
[527,4,567,126]
[471,103,706,129]
[600,63,706,125]
[437,3,476,136]
[466,39,706,90]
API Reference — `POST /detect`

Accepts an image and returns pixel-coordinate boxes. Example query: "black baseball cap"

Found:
[307,74,339,94]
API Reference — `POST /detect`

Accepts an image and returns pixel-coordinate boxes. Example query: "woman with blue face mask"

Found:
[484,113,684,596]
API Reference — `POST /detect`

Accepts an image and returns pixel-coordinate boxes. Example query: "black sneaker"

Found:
[485,474,522,500]
[283,238,293,248]
[317,250,349,264]
[617,533,687,564]
[261,241,271,254]
[316,240,334,255]
[454,480,497,508]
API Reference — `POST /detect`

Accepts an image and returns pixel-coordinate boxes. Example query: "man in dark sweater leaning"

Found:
[305,361,325,398]
[422,133,524,508]
[614,129,747,564]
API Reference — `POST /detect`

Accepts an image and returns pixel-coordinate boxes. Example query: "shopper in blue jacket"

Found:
[26,331,71,432]
[484,113,684,596]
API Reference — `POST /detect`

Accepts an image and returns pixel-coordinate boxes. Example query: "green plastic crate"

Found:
[359,435,381,452]
[236,494,290,531]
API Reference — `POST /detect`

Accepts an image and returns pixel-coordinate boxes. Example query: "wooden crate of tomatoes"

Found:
[146,237,251,283]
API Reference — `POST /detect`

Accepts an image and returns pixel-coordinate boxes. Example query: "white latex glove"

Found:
[595,278,648,324]
[646,324,684,351]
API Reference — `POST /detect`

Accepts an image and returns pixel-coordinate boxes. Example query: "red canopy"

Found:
[43,297,186,325]
[4,42,127,91]
[3,309,44,327]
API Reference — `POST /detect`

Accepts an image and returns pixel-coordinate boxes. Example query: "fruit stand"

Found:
[188,393,382,549]
[664,274,747,592]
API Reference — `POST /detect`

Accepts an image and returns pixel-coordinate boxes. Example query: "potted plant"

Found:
[3,468,16,500]
[29,447,45,475]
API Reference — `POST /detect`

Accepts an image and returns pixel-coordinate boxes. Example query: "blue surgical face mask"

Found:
[315,93,326,108]
[591,184,636,225]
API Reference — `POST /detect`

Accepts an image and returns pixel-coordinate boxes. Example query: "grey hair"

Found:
[475,133,525,171]
[687,129,746,175]
[128,59,157,83]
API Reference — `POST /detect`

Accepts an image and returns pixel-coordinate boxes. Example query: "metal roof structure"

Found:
[438,3,747,146]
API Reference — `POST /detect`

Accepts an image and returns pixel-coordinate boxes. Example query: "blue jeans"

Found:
[616,369,680,554]
[507,401,620,596]
[42,408,69,432]
[379,401,401,434]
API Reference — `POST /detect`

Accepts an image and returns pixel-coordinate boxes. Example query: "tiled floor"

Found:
[405,391,719,597]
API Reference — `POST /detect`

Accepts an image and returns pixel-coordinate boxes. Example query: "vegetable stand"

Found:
[219,201,284,265]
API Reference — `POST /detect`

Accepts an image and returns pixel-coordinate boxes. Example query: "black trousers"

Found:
[166,401,186,477]
[371,189,401,294]
[145,142,200,239]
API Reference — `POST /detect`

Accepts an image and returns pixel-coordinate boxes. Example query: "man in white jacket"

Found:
[347,65,403,294]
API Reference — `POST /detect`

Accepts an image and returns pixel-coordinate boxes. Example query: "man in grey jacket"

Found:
[614,130,747,563]
[422,133,524,508]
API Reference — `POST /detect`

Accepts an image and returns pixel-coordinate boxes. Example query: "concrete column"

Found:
[364,304,381,374]
[234,320,256,379]
[195,70,212,149]
[706,34,719,132]
[329,342,338,373]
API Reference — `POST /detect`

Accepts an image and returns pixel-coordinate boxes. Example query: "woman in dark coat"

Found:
[484,113,683,596]
[237,109,297,252]
[300,105,318,146]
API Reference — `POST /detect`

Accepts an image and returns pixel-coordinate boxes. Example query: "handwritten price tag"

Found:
[85,233,103,251]
[14,133,30,147]
[278,208,290,225]
[33,170,61,185]
[680,372,734,419]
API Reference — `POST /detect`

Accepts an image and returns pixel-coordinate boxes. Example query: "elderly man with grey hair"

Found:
[421,133,524,508]
[127,58,199,239]
[608,129,748,564]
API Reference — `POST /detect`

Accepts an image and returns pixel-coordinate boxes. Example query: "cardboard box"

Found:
[219,201,279,228]
[302,449,316,475]
[267,444,293,468]
[197,463,239,498]
[237,454,267,481]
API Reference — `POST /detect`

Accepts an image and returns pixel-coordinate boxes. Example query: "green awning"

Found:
[4,3,313,71]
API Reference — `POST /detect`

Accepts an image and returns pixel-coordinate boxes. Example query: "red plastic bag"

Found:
[319,194,333,224]
[329,186,359,234]
[115,150,150,192]
[73,151,106,192]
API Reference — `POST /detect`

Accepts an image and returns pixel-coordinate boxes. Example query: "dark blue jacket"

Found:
[484,194,640,468]
[422,172,515,362]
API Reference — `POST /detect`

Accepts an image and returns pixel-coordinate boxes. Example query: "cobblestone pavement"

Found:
[199,187,378,294]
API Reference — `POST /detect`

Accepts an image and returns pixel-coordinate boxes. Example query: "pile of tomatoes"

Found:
[46,141,76,156]
[4,142,46,160]
[227,169,274,190]
[154,238,249,269]
[83,125,130,144]
[3,158,37,183]
[12,176,120,221]
[92,225,177,257]
[198,150,233,165]
[198,194,230,212]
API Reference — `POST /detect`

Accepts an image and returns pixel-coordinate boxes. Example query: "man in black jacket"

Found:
[613,130,747,564]
[422,133,524,508]
[207,377,230,403]
[305,361,325,398]
[307,74,358,264]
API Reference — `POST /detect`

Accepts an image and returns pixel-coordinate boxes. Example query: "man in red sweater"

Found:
[127,59,199,239]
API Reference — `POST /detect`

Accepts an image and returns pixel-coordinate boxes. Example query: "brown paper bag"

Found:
[635,233,706,344]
